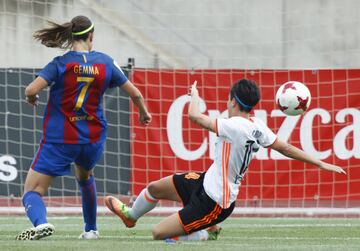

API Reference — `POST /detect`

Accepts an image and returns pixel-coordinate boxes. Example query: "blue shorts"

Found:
[30,140,104,176]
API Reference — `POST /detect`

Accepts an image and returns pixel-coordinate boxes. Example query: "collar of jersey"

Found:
[70,50,93,54]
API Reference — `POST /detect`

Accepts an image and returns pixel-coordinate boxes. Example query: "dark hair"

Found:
[33,16,94,49]
[230,79,260,112]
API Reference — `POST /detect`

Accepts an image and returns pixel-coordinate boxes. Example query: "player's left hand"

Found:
[140,111,152,126]
[189,81,199,97]
[26,94,39,107]
[319,162,346,174]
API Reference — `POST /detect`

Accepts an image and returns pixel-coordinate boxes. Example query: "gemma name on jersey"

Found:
[73,64,100,75]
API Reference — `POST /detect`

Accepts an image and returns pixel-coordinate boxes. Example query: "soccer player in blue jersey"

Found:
[15,15,151,240]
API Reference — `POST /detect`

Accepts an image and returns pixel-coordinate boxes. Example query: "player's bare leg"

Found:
[146,175,182,202]
[152,213,219,241]
[16,169,55,240]
[24,168,54,195]
[75,164,94,181]
[75,164,99,239]
[152,213,186,240]
[106,175,180,227]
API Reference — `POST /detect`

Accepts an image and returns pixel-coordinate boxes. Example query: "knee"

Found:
[147,181,161,199]
[152,227,165,240]
[77,174,92,182]
[76,169,93,182]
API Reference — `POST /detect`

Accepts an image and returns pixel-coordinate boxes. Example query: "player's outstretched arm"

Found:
[24,76,48,106]
[121,80,151,126]
[188,81,216,132]
[270,138,346,174]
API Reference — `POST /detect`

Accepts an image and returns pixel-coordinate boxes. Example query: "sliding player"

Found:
[106,79,345,241]
[16,15,151,240]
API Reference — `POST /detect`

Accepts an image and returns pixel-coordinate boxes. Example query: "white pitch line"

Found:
[220,223,360,228]
[1,206,360,215]
[1,223,359,229]
[1,235,360,242]
[218,236,360,240]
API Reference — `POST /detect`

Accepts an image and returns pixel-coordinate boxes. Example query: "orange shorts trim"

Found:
[183,204,222,233]
[177,212,189,234]
[215,118,219,136]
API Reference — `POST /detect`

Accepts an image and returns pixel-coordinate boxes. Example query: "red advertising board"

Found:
[130,69,360,207]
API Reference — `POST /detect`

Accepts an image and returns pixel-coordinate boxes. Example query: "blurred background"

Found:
[1,0,360,69]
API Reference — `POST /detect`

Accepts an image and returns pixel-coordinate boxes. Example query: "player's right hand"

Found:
[26,94,39,107]
[140,111,152,126]
[189,81,199,97]
[319,162,346,174]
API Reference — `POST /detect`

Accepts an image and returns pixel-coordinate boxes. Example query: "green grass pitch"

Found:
[1,216,360,251]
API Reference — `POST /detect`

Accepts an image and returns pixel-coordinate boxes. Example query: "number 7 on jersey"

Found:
[74,76,94,111]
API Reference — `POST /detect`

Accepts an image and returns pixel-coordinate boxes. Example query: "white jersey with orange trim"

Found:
[203,116,277,209]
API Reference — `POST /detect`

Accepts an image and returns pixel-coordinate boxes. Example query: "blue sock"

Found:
[78,175,97,232]
[22,191,47,227]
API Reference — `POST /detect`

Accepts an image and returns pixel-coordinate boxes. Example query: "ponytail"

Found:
[33,16,94,49]
[33,21,73,49]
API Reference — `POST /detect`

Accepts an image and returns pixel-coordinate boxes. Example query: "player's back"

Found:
[38,51,128,144]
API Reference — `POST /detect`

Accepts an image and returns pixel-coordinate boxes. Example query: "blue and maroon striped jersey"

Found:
[37,51,128,144]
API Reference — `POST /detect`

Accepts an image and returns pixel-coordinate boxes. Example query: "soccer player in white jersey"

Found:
[106,79,346,241]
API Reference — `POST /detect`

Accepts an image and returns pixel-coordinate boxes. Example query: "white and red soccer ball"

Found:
[276,81,311,116]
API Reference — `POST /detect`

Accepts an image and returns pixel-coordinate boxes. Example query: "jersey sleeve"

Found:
[255,118,277,147]
[216,118,234,142]
[109,59,128,88]
[37,59,58,86]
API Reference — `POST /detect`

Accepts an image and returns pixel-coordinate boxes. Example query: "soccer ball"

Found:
[275,81,311,116]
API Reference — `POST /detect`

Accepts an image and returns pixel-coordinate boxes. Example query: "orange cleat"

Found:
[105,196,137,228]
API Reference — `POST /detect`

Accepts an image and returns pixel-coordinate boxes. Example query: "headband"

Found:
[72,23,94,36]
[234,94,253,110]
